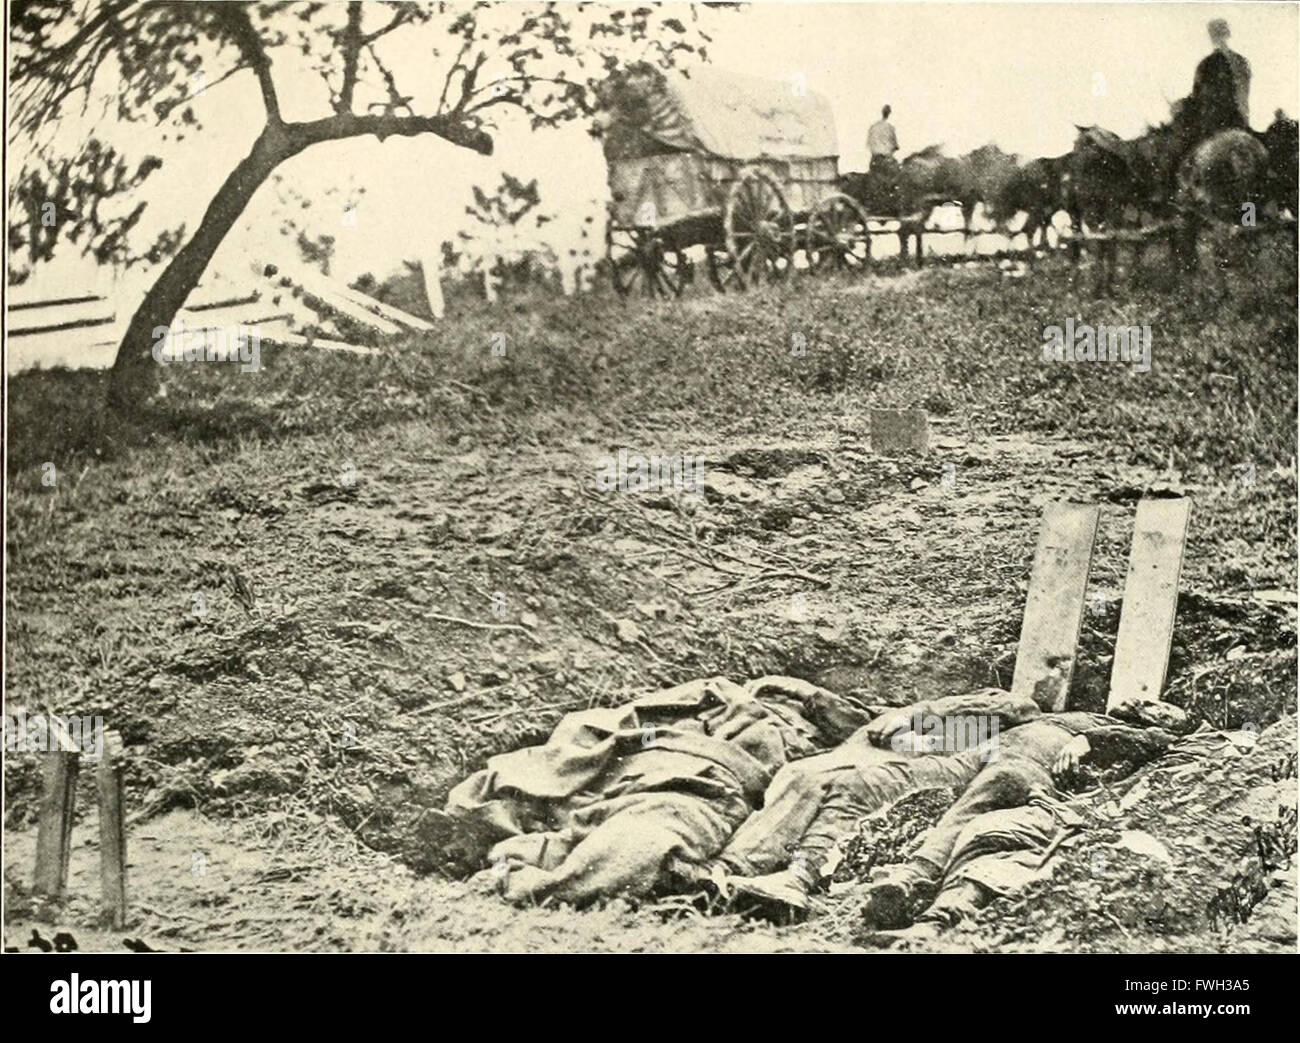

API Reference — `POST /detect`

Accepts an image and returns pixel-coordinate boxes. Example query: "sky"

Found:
[14,1,1300,296]
[709,1,1300,167]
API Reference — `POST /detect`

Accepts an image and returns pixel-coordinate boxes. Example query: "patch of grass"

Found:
[9,247,1295,484]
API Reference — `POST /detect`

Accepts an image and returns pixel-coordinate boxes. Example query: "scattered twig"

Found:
[694,569,824,598]
[1035,825,1081,869]
[424,612,542,646]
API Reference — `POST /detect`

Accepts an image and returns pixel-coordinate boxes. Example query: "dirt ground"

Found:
[5,247,1297,952]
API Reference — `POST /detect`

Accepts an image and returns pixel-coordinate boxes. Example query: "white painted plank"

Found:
[1108,498,1192,708]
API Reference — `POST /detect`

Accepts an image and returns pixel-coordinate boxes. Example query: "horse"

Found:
[1172,127,1270,271]
[1066,116,1193,288]
[989,153,1070,257]
[840,145,960,264]
[952,144,1019,244]
[1261,110,1298,218]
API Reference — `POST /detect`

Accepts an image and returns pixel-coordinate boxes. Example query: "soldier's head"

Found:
[882,104,892,119]
[1208,18,1230,47]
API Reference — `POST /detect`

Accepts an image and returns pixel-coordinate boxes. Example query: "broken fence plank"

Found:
[6,291,105,311]
[332,281,435,332]
[264,256,433,330]
[258,263,403,337]
[183,291,261,313]
[1108,498,1192,708]
[8,298,117,335]
[257,328,380,356]
[1011,502,1101,712]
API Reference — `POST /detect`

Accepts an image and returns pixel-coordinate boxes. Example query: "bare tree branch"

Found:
[437,34,477,115]
[286,112,493,156]
[337,1,364,115]
[213,2,281,124]
[362,4,415,46]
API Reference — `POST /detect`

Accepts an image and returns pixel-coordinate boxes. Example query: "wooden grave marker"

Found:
[1010,502,1102,712]
[1108,498,1192,708]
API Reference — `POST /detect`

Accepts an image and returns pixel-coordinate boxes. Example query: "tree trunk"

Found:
[107,128,290,412]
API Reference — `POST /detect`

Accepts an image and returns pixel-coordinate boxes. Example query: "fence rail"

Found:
[5,262,433,375]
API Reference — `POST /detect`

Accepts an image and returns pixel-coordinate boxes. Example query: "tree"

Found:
[10,1,711,410]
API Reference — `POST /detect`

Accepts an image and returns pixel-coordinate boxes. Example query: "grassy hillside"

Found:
[5,243,1296,952]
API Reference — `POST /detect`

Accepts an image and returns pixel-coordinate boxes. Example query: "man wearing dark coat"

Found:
[1191,18,1251,139]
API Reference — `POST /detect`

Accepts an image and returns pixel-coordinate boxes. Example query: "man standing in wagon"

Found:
[867,104,901,210]
[868,105,900,168]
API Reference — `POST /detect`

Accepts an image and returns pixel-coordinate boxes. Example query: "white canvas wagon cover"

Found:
[602,64,839,163]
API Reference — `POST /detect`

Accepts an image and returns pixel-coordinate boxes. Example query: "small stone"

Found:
[910,477,930,492]
[615,618,644,644]
[446,672,467,693]
[527,650,563,671]
[519,611,539,629]
[1116,829,1172,864]
[634,601,671,621]
[825,488,846,504]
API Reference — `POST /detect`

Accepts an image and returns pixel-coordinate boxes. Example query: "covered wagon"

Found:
[599,64,871,294]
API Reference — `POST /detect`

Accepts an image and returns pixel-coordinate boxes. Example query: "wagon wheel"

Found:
[606,225,686,298]
[706,246,740,292]
[723,169,795,289]
[806,192,872,274]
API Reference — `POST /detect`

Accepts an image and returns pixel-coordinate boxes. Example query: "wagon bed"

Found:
[600,64,872,294]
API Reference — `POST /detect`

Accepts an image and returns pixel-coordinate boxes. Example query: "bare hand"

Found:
[1052,735,1091,778]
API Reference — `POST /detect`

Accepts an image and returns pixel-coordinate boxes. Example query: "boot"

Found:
[859,860,941,929]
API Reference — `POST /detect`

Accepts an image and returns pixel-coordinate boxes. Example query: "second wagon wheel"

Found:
[606,224,687,298]
[723,168,795,289]
[806,192,872,274]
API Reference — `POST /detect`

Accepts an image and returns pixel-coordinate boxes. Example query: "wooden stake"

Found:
[97,730,128,929]
[34,742,79,897]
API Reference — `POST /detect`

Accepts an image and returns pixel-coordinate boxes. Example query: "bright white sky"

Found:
[712,1,1299,167]
[19,1,1300,293]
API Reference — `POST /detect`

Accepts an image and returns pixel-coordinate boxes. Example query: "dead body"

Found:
[716,690,1189,928]
[439,674,1187,924]
[440,676,870,906]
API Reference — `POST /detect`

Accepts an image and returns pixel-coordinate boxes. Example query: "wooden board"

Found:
[1108,498,1192,708]
[331,281,435,332]
[7,297,116,334]
[34,749,79,896]
[97,731,128,929]
[1010,502,1101,712]
[5,291,104,311]
[259,263,403,337]
[5,327,121,375]
[256,327,381,356]
[870,408,930,454]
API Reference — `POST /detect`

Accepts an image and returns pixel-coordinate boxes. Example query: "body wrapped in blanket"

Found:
[439,675,1188,923]
[442,676,872,906]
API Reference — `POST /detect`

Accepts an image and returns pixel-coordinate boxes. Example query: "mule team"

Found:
[849,18,1297,281]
